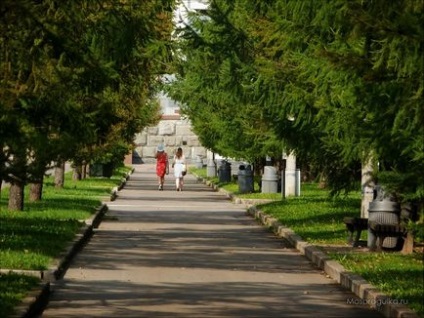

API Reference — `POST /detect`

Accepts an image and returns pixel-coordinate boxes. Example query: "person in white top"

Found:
[172,147,186,191]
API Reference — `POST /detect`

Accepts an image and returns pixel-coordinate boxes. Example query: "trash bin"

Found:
[89,163,103,177]
[367,199,400,249]
[218,160,231,183]
[195,155,203,169]
[102,162,114,178]
[206,159,216,177]
[238,164,254,194]
[262,166,278,193]
[89,162,114,178]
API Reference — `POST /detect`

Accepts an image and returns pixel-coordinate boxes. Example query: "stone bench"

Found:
[343,217,368,247]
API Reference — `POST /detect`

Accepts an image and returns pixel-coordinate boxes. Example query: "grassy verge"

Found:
[257,183,362,244]
[0,165,131,317]
[191,167,424,317]
[191,167,281,200]
[0,274,40,318]
[332,252,423,315]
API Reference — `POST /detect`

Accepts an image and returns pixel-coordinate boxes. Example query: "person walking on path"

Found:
[172,147,186,191]
[155,144,169,190]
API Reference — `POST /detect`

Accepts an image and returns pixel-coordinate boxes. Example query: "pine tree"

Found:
[167,0,423,207]
[0,0,175,209]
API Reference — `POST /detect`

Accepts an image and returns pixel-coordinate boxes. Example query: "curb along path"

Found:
[34,164,384,317]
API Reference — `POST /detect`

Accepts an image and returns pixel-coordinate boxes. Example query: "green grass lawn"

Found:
[257,183,362,244]
[0,165,131,317]
[332,252,423,315]
[191,167,424,317]
[0,274,40,318]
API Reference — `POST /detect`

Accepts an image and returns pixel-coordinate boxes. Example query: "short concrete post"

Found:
[284,152,297,196]
[206,159,216,177]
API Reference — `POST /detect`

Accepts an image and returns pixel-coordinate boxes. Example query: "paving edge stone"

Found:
[246,205,419,318]
[7,169,134,317]
[8,282,50,318]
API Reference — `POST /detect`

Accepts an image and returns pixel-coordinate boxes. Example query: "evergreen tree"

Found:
[167,0,283,165]
[0,0,174,209]
[167,0,423,207]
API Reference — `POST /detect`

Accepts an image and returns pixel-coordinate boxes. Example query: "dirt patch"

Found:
[316,244,369,255]
[413,242,424,254]
[316,242,424,256]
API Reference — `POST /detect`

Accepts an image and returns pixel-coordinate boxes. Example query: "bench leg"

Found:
[347,231,354,245]
[353,230,362,247]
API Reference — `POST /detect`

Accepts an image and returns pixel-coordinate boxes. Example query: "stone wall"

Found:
[132,116,207,163]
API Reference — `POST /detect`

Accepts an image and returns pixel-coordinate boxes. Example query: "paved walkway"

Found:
[40,164,383,317]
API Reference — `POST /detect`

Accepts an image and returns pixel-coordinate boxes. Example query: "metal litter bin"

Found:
[367,199,400,249]
[238,164,254,193]
[218,160,231,183]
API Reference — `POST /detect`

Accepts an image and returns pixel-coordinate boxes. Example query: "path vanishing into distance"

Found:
[39,164,383,318]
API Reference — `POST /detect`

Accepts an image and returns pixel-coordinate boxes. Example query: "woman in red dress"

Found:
[155,144,169,190]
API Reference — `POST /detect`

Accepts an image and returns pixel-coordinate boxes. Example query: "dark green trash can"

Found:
[238,164,254,194]
[218,160,231,183]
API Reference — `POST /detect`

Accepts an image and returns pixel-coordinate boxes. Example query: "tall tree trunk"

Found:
[253,158,264,192]
[29,181,43,202]
[361,155,375,218]
[8,182,24,211]
[401,232,414,254]
[318,174,327,189]
[73,165,82,180]
[55,161,65,188]
[82,163,87,179]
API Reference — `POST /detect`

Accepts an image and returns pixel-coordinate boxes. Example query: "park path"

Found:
[40,164,382,317]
